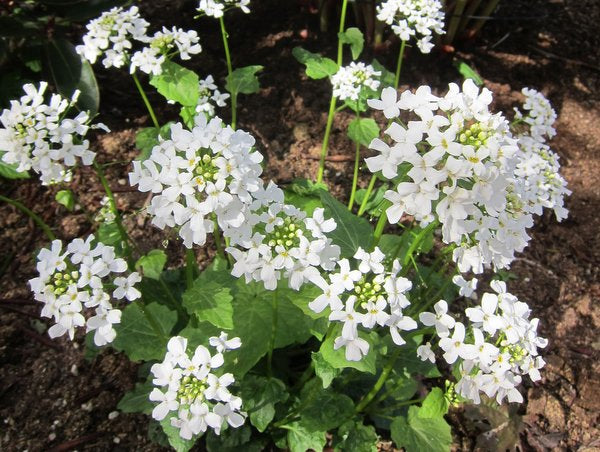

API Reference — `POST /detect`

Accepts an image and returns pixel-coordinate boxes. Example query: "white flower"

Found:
[331,62,381,101]
[419,300,455,337]
[377,1,445,53]
[150,334,245,440]
[367,86,400,119]
[129,116,264,249]
[29,235,140,346]
[76,6,149,69]
[439,322,477,364]
[209,332,242,353]
[113,273,142,301]
[0,83,99,185]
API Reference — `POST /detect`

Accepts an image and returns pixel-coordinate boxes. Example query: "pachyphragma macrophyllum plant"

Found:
[2,2,570,450]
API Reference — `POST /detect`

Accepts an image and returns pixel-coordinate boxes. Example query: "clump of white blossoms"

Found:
[309,247,415,361]
[29,235,141,346]
[195,75,230,118]
[513,88,570,221]
[149,334,245,440]
[0,82,99,185]
[419,281,547,404]
[377,0,445,53]
[76,6,149,69]
[224,184,340,290]
[130,26,202,76]
[197,0,250,18]
[331,62,381,101]
[129,115,264,248]
[367,80,569,274]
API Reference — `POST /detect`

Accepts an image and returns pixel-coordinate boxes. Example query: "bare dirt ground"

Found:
[0,0,598,450]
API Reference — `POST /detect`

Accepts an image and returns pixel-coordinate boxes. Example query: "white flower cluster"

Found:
[331,62,381,102]
[195,75,230,118]
[419,281,547,404]
[149,334,245,440]
[130,27,202,76]
[129,115,263,248]
[367,81,560,274]
[78,8,201,75]
[29,236,141,346]
[225,191,341,290]
[377,0,445,53]
[76,6,149,69]
[308,248,415,361]
[0,82,97,185]
[513,88,570,221]
[197,0,250,18]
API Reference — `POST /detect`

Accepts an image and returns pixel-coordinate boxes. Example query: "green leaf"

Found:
[180,105,196,129]
[319,190,373,257]
[393,336,441,378]
[371,59,396,88]
[159,418,197,452]
[225,281,319,377]
[338,27,364,60]
[292,47,338,79]
[284,178,326,216]
[135,249,167,281]
[182,269,234,330]
[298,380,355,431]
[138,269,185,307]
[318,325,377,374]
[44,38,99,116]
[334,420,378,452]
[0,159,30,179]
[135,124,173,161]
[118,380,154,415]
[96,222,121,248]
[206,425,267,452]
[226,65,263,96]
[112,303,177,361]
[150,60,199,107]
[464,401,523,451]
[347,117,379,147]
[454,60,484,87]
[311,351,341,388]
[419,387,449,419]
[241,375,288,432]
[285,422,327,452]
[55,189,75,211]
[391,406,452,452]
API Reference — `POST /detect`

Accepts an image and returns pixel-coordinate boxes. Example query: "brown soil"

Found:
[1,0,598,450]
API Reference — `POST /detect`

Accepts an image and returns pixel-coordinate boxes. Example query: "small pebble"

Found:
[113,437,121,444]
[108,411,119,420]
[70,364,79,376]
[81,402,93,412]
[48,433,56,441]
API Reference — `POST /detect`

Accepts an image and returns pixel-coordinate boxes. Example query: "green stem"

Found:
[394,40,407,90]
[131,72,159,128]
[315,0,349,184]
[267,288,279,377]
[212,217,226,260]
[185,248,197,289]
[316,96,337,184]
[93,162,133,265]
[219,16,237,130]
[357,175,377,216]
[400,219,439,274]
[355,347,401,413]
[348,105,361,210]
[0,194,55,241]
[336,0,350,64]
[372,201,390,247]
